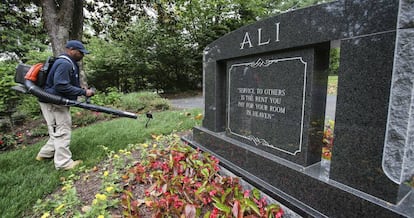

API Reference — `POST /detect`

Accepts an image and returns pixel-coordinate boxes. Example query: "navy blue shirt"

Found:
[44,54,86,100]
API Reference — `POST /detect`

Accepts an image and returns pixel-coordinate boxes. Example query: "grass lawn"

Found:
[0,108,201,218]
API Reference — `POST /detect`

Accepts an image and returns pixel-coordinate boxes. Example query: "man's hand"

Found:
[85,88,95,97]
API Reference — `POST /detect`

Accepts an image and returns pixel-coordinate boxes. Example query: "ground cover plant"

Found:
[31,134,284,218]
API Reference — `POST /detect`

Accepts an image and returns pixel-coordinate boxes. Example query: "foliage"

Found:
[71,109,110,128]
[121,134,284,217]
[33,177,82,217]
[86,89,170,113]
[0,1,48,59]
[29,123,48,138]
[83,37,131,92]
[16,95,42,119]
[84,0,152,39]
[0,132,25,151]
[30,133,283,218]
[23,49,53,65]
[119,91,170,112]
[0,62,21,122]
[0,133,18,151]
[329,48,340,75]
[1,90,171,152]
[83,0,328,93]
[88,87,122,107]
[2,0,329,93]
[0,108,202,218]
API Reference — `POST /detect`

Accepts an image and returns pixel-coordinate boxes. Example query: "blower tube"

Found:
[24,80,137,119]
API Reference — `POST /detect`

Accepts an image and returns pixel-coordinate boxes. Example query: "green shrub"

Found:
[0,132,24,151]
[0,133,17,151]
[329,47,340,75]
[71,108,109,127]
[30,124,48,137]
[17,95,42,119]
[119,91,170,112]
[90,87,122,106]
[23,50,53,65]
[0,62,21,116]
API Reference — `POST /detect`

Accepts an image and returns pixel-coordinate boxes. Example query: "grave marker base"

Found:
[183,128,413,217]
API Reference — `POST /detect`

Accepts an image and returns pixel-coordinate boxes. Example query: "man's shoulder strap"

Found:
[57,55,75,71]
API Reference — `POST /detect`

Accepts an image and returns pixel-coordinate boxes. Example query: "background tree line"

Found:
[1,0,330,92]
[1,0,334,119]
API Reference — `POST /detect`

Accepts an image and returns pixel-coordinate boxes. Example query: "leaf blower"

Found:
[12,62,138,119]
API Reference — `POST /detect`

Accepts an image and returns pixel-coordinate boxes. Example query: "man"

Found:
[36,40,95,170]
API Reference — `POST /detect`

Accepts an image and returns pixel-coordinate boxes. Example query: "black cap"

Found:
[65,40,90,54]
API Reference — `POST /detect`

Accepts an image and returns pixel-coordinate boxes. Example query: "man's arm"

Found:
[53,62,86,97]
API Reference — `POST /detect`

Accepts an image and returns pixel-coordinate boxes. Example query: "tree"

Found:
[1,0,85,57]
[83,0,329,92]
[0,1,47,60]
[2,0,88,85]
[40,0,85,56]
[2,0,330,93]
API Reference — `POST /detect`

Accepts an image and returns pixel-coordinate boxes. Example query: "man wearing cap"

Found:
[36,40,95,170]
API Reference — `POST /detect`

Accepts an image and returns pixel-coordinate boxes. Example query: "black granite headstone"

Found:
[184,0,414,217]
[226,48,328,166]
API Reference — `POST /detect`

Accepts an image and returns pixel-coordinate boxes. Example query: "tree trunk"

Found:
[40,0,88,87]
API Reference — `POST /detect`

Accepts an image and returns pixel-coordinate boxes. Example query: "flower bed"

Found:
[33,134,284,218]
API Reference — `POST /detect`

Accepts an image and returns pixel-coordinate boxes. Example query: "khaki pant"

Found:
[38,102,74,169]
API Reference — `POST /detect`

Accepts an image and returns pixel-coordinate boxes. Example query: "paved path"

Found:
[169,96,204,109]
[325,95,337,120]
[169,95,337,120]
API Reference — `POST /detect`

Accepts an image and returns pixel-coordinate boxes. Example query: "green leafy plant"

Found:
[119,91,170,112]
[0,62,22,131]
[16,95,42,119]
[89,87,122,106]
[0,132,25,151]
[26,123,48,139]
[30,132,283,218]
[71,108,110,127]
[33,174,83,218]
[0,134,17,151]
[32,145,126,218]
[121,134,284,217]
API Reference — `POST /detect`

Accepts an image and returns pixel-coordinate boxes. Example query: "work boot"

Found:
[36,156,52,161]
[63,160,83,170]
